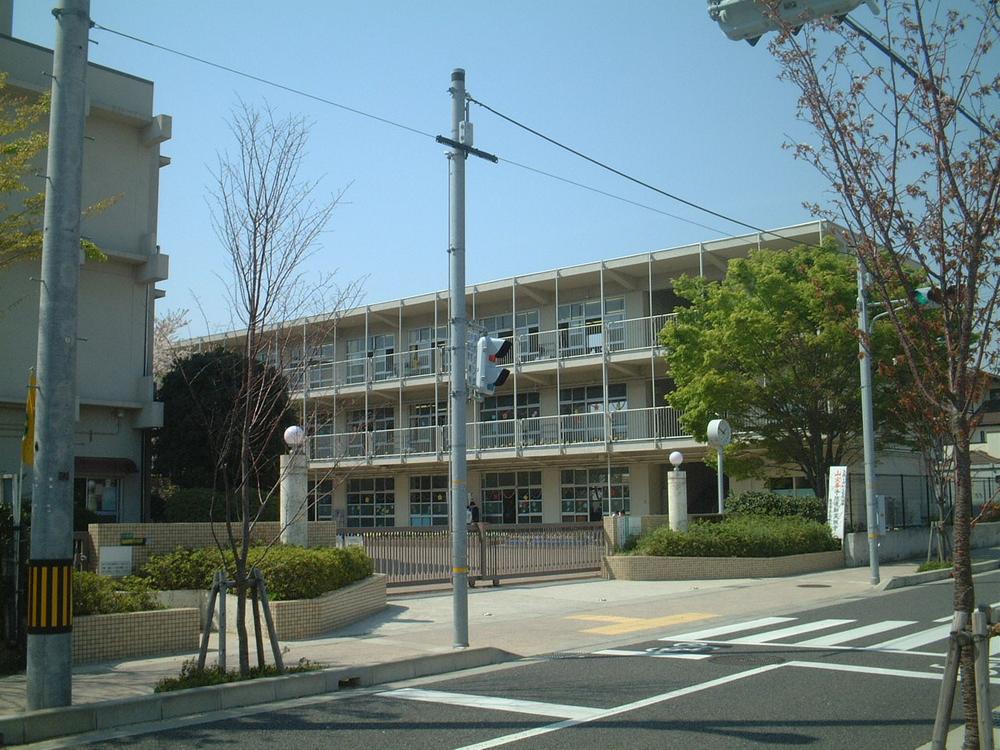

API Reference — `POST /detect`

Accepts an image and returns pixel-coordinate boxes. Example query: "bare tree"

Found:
[769,2,998,743]
[205,101,350,676]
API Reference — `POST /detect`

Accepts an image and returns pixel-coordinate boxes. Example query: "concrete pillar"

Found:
[279,452,308,546]
[667,470,688,532]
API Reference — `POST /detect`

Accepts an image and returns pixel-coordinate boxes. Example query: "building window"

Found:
[408,402,447,453]
[409,475,448,526]
[347,477,395,527]
[308,478,334,521]
[559,384,627,443]
[306,342,337,389]
[74,477,120,520]
[346,334,396,383]
[557,296,625,356]
[481,471,542,524]
[406,326,447,376]
[479,392,540,449]
[561,467,630,522]
[348,408,395,456]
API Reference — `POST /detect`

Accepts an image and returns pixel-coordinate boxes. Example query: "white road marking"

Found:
[786,660,946,681]
[794,620,916,647]
[659,616,795,642]
[594,648,712,660]
[870,624,953,651]
[724,618,854,645]
[380,687,603,720]
[453,663,787,750]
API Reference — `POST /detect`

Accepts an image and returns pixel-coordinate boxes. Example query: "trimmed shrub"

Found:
[139,544,374,601]
[73,571,163,616]
[633,515,839,558]
[726,491,826,524]
[154,657,318,693]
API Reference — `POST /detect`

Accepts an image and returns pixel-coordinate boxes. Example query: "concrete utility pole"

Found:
[857,261,881,585]
[26,0,91,709]
[448,68,470,648]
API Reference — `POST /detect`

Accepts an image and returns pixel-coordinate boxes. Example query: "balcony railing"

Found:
[285,312,675,392]
[307,405,688,461]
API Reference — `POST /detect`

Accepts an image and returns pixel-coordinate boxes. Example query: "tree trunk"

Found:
[952,427,978,748]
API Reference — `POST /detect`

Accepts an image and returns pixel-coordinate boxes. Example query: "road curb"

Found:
[0,647,518,747]
[882,559,1000,590]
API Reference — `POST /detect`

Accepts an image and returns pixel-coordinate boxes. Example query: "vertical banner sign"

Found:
[827,466,848,540]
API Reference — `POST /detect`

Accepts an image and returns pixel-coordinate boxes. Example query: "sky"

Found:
[10,0,844,336]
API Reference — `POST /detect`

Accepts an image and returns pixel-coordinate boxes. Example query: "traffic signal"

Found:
[474,336,511,396]
[911,285,957,308]
[707,0,877,45]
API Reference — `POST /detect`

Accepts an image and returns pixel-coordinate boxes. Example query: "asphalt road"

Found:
[67,571,1000,750]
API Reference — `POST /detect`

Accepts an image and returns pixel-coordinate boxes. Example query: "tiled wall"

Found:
[72,608,200,664]
[223,574,387,640]
[605,550,844,580]
[85,522,340,573]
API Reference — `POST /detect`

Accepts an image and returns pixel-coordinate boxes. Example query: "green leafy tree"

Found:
[154,348,294,494]
[661,240,901,499]
[0,73,113,271]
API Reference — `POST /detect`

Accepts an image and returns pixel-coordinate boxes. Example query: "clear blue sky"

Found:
[12,0,836,335]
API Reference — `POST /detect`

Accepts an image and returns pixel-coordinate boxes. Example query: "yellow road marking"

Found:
[567,612,716,636]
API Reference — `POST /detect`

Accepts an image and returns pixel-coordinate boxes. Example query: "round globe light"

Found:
[669,450,684,469]
[283,425,305,447]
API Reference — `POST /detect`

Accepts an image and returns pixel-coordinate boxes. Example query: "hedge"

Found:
[633,515,839,558]
[725,490,826,524]
[139,545,374,601]
[74,571,163,616]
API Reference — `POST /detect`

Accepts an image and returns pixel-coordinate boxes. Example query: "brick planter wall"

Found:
[223,574,387,640]
[605,550,844,580]
[72,608,200,664]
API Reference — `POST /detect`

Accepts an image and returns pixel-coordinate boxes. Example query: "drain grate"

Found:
[797,584,832,588]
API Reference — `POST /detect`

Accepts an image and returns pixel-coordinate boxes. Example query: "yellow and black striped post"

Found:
[27,559,73,634]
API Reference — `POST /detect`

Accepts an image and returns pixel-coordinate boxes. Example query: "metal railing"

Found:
[307,405,689,461]
[346,523,606,585]
[285,313,675,392]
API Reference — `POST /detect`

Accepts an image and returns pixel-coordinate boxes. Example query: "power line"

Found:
[468,95,777,238]
[92,23,437,139]
[90,23,765,239]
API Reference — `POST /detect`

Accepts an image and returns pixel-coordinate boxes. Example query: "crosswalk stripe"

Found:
[794,620,916,647]
[870,623,952,651]
[725,618,854,645]
[660,616,795,642]
[381,688,603,720]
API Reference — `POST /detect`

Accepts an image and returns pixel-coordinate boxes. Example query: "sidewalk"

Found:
[0,555,945,717]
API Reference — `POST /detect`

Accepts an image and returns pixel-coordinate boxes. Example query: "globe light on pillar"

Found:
[280,425,308,546]
[667,451,688,531]
[669,451,684,470]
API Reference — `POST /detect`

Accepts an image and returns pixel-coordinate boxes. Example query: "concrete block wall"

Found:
[605,550,844,580]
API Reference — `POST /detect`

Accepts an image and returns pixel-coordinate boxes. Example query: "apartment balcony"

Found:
[286,313,675,395]
[307,405,690,467]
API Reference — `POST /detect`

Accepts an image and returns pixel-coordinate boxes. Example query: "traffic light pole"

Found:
[27,0,91,709]
[447,68,470,648]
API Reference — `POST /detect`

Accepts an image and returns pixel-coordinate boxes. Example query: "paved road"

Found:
[57,571,1000,750]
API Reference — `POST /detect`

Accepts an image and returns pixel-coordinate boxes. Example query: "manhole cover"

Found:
[797,584,832,588]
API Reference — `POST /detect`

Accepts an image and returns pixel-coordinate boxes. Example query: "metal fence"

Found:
[344,523,607,585]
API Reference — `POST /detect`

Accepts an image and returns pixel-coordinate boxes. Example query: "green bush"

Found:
[726,490,827,524]
[73,571,163,616]
[633,515,839,558]
[917,560,952,573]
[139,546,221,591]
[154,657,318,693]
[139,544,374,601]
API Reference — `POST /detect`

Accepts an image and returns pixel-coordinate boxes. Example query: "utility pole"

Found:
[857,261,881,585]
[442,69,497,648]
[447,68,470,648]
[26,0,91,709]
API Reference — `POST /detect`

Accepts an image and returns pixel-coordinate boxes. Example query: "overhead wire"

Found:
[89,22,741,238]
